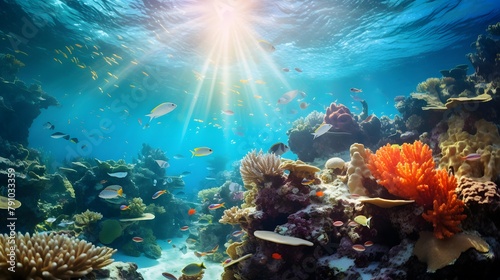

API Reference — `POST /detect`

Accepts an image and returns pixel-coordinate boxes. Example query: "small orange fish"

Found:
[364,241,374,247]
[188,208,196,215]
[120,205,129,210]
[315,191,324,197]
[180,226,189,231]
[271,253,282,260]
[132,237,143,242]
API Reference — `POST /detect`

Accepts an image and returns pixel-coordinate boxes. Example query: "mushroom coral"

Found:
[367,141,466,239]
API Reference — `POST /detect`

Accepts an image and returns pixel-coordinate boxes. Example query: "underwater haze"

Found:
[2,0,500,279]
[0,0,496,168]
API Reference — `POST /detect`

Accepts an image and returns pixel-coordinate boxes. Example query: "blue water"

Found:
[1,0,500,187]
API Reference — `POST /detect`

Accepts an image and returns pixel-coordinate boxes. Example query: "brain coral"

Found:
[0,232,116,280]
[438,115,500,180]
[324,102,360,133]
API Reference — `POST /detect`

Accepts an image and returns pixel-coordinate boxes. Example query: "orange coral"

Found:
[367,141,436,207]
[367,141,466,239]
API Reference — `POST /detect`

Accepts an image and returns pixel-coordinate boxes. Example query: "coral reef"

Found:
[0,232,116,280]
[467,34,500,82]
[324,103,360,133]
[83,262,144,280]
[438,114,500,181]
[0,60,58,144]
[456,177,500,206]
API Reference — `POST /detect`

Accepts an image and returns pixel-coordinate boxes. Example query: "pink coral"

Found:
[324,103,360,132]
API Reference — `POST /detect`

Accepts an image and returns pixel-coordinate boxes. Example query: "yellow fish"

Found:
[190,147,213,157]
[354,215,372,228]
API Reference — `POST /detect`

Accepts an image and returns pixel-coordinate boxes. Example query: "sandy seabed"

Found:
[114,237,224,280]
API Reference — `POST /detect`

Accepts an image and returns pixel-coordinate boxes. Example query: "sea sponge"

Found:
[438,115,500,180]
[0,232,116,280]
[74,209,103,227]
[413,231,489,272]
[346,143,372,196]
[240,149,282,187]
[98,219,122,244]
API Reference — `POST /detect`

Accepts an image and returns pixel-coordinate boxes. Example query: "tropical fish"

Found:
[190,147,213,157]
[364,241,374,247]
[353,215,372,228]
[268,142,289,156]
[208,203,225,210]
[462,153,481,161]
[51,132,70,140]
[188,208,196,215]
[132,237,143,242]
[107,172,128,178]
[57,220,74,227]
[45,217,57,223]
[272,253,282,260]
[180,171,191,177]
[99,185,123,199]
[70,137,79,144]
[43,122,55,130]
[221,109,234,116]
[277,89,298,105]
[332,221,344,227]
[146,102,177,122]
[282,67,290,72]
[301,178,315,185]
[299,102,309,109]
[181,263,206,276]
[152,190,167,199]
[205,177,216,180]
[173,154,185,159]
[194,251,206,258]
[186,238,197,244]
[294,67,302,72]
[180,226,189,231]
[120,205,129,210]
[352,244,365,252]
[155,160,170,168]
[258,40,275,52]
[161,272,178,280]
[232,230,244,237]
[221,258,232,265]
[315,191,324,197]
[311,123,332,139]
[350,88,362,93]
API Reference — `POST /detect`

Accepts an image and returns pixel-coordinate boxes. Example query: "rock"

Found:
[83,262,144,280]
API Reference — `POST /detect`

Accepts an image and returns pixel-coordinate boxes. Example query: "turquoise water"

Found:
[0,1,498,196]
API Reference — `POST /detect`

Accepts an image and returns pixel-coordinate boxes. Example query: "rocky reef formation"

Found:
[287,103,382,162]
[0,54,58,145]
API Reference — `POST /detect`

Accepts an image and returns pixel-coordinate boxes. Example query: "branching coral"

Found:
[74,209,103,227]
[240,149,282,187]
[367,141,466,239]
[367,141,436,207]
[0,232,116,280]
[219,206,252,225]
[421,170,466,239]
